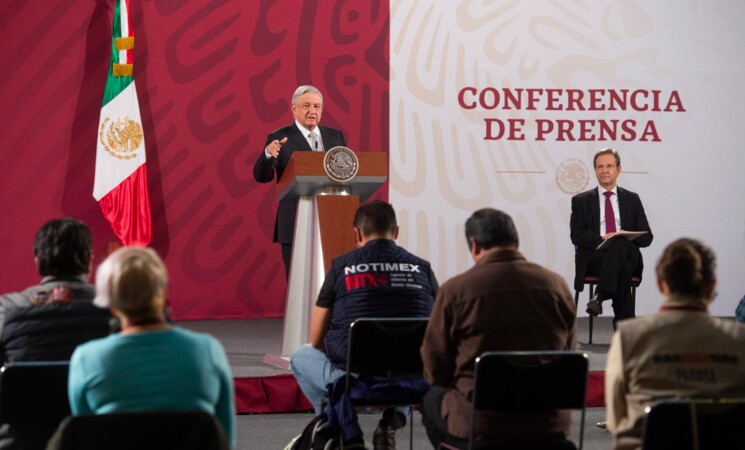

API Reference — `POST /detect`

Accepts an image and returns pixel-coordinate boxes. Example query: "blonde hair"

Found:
[95,246,168,321]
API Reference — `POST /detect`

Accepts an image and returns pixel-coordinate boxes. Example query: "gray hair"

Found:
[292,85,323,104]
[94,246,168,320]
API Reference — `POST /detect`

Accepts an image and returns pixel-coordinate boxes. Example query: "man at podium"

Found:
[253,85,347,277]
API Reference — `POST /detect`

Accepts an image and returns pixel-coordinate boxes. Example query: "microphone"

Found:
[315,140,319,151]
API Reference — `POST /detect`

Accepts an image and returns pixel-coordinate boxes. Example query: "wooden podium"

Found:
[263,151,387,369]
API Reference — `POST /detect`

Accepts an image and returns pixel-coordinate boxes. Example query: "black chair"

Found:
[466,351,589,450]
[344,317,430,450]
[46,410,230,450]
[642,398,745,450]
[0,361,70,450]
[574,275,640,344]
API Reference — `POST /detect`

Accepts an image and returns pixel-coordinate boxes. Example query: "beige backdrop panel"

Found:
[390,1,745,316]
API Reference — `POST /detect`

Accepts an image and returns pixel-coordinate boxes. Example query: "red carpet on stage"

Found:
[586,371,605,407]
[233,371,606,414]
[234,375,312,414]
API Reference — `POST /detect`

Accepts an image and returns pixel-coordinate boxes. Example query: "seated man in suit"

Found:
[570,148,653,326]
[420,208,576,447]
[290,200,437,450]
[253,85,347,278]
[0,218,110,362]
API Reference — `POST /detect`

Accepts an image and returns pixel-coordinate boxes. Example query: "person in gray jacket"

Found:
[0,218,108,362]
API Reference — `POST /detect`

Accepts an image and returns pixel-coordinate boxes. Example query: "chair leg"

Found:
[409,408,414,450]
[579,407,586,450]
[588,284,594,345]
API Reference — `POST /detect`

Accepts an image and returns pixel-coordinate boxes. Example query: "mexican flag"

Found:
[92,0,152,246]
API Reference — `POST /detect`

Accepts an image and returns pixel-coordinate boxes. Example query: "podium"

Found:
[263,150,387,369]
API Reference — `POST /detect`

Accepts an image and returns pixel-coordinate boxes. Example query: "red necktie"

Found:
[604,191,616,234]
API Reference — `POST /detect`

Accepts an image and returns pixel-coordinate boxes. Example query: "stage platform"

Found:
[178,318,618,449]
[178,317,616,414]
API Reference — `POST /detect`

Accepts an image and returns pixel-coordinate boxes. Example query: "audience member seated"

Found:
[605,238,745,450]
[289,200,437,449]
[67,247,236,448]
[420,208,577,448]
[0,218,110,363]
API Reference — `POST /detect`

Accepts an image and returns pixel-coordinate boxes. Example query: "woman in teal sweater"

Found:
[68,247,235,447]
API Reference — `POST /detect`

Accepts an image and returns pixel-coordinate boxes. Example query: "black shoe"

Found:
[372,425,396,450]
[374,409,405,449]
[596,421,607,430]
[380,409,406,429]
[586,293,604,317]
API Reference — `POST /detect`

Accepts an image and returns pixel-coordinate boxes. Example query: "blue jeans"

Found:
[290,344,346,414]
[290,344,410,421]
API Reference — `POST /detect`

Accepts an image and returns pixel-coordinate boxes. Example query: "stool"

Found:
[574,275,640,344]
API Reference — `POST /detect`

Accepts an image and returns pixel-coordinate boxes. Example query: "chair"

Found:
[0,361,70,450]
[466,351,589,450]
[344,317,430,450]
[642,398,745,450]
[46,410,230,450]
[574,275,640,344]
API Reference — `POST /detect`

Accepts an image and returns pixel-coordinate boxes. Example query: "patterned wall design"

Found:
[390,1,745,315]
[0,0,389,320]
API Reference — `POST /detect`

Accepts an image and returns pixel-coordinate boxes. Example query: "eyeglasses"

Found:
[297,103,323,111]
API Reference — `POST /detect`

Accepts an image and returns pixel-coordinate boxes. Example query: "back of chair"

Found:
[642,398,745,450]
[47,411,230,450]
[346,317,429,379]
[470,351,589,450]
[0,361,71,450]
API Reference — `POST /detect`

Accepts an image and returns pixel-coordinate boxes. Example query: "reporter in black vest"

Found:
[253,85,347,279]
[289,200,438,450]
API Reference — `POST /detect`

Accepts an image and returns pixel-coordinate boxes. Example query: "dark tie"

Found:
[604,191,616,234]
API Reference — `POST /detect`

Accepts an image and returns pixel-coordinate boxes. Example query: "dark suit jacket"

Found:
[253,123,346,244]
[570,186,653,292]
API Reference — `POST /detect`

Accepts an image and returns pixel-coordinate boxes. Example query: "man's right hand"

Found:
[265,137,288,158]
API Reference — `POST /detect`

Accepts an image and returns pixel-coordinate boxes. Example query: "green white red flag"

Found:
[93,0,152,245]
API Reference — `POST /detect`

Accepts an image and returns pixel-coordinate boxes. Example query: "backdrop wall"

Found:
[390,1,745,316]
[2,1,744,319]
[0,0,389,320]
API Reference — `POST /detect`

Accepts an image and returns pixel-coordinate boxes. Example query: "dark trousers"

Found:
[587,237,641,323]
[421,387,466,448]
[281,243,292,280]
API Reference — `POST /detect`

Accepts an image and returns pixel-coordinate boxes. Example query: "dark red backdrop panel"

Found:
[0,0,389,320]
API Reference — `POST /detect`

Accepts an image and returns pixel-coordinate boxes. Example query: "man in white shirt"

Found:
[569,148,653,326]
